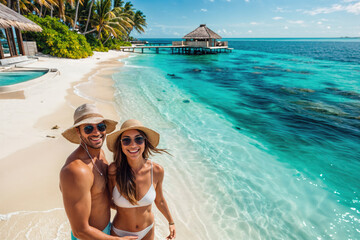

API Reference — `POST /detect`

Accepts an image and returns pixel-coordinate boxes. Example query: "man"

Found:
[60,103,137,240]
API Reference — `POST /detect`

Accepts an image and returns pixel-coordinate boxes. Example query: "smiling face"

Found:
[78,122,106,149]
[120,129,146,162]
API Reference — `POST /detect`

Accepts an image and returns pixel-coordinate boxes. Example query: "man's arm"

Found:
[60,162,136,240]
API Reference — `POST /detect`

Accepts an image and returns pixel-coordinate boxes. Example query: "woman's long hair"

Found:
[113,130,169,205]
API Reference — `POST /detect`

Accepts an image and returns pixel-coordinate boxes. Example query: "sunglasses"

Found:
[121,136,145,146]
[83,123,107,134]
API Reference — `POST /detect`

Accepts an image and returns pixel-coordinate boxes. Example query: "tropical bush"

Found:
[5,0,146,57]
[104,38,132,50]
[24,15,93,59]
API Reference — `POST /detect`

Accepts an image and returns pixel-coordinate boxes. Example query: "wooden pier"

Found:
[119,45,233,55]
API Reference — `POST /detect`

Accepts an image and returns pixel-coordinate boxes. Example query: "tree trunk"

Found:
[82,28,97,35]
[17,0,20,13]
[102,34,111,45]
[7,0,11,8]
[125,30,131,41]
[40,4,43,17]
[84,0,94,33]
[73,0,80,30]
[51,5,53,17]
[98,27,103,39]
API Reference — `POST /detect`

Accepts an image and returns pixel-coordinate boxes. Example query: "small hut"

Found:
[0,3,42,60]
[182,24,226,48]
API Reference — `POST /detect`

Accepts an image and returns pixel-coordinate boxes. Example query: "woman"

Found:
[106,119,176,240]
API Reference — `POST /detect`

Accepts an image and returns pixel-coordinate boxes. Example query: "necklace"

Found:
[81,143,104,177]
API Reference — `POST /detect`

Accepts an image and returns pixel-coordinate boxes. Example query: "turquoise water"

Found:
[113,39,360,239]
[0,71,46,86]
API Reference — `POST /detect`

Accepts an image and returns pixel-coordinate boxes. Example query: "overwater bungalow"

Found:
[120,24,231,54]
[173,24,228,49]
[0,3,42,64]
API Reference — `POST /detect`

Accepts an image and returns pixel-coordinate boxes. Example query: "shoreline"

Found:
[0,51,128,239]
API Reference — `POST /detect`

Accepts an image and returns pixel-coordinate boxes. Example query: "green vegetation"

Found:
[4,0,147,58]
[25,15,92,58]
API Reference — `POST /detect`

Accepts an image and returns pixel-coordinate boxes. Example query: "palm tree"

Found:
[113,0,123,8]
[84,0,95,33]
[122,1,133,15]
[51,0,65,20]
[73,0,84,30]
[131,10,146,34]
[85,0,133,42]
[2,0,38,15]
[37,0,51,17]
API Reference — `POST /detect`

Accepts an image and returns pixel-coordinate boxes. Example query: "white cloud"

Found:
[217,29,233,35]
[304,4,343,15]
[209,0,214,2]
[275,7,289,13]
[284,26,288,29]
[346,2,360,14]
[248,30,252,33]
[273,16,283,20]
[245,0,250,2]
[327,26,331,29]
[250,22,259,25]
[304,2,360,15]
[200,8,208,12]
[173,32,180,36]
[317,21,322,24]
[288,20,304,24]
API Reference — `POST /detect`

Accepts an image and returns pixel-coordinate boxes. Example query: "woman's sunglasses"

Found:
[83,123,107,134]
[121,136,145,146]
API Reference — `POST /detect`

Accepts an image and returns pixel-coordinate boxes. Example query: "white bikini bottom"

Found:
[112,222,154,240]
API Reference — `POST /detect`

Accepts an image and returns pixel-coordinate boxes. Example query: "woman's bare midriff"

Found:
[113,205,154,231]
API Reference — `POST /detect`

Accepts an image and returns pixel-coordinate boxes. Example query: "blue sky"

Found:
[130,0,360,38]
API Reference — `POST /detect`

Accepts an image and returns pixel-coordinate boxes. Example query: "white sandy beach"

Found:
[0,51,127,239]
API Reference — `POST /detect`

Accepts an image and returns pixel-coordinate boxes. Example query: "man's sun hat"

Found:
[62,103,118,144]
[107,119,160,152]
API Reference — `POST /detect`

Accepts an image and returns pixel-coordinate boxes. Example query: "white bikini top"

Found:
[113,162,156,208]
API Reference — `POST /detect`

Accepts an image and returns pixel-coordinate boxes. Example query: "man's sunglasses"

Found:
[121,136,145,146]
[83,123,107,134]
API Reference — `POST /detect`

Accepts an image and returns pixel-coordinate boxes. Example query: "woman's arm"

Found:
[108,163,117,210]
[154,164,176,239]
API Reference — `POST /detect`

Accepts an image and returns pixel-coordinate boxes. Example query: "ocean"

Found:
[112,38,360,239]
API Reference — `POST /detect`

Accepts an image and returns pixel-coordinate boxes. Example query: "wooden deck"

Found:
[119,45,233,54]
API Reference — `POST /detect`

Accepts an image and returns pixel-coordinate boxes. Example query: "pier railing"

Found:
[130,41,148,45]
[172,41,184,46]
[214,41,228,47]
[172,41,228,48]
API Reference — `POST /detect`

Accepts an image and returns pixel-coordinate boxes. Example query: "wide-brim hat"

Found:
[107,119,160,152]
[62,103,118,144]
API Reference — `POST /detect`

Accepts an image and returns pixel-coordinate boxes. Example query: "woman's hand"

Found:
[166,224,176,239]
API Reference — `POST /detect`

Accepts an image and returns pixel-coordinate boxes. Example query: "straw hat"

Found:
[107,119,160,152]
[62,103,118,144]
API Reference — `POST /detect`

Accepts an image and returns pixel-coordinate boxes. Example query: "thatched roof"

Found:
[0,3,42,32]
[183,24,221,40]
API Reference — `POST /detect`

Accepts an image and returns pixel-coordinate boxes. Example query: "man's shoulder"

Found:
[60,155,93,184]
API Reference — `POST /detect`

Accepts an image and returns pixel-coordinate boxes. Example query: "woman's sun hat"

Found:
[62,103,118,144]
[107,119,160,152]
